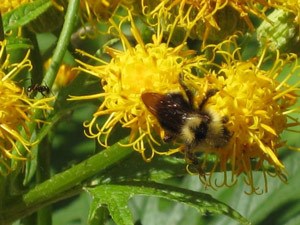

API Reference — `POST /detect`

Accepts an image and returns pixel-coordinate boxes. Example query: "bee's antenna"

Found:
[178,74,194,105]
[198,89,219,110]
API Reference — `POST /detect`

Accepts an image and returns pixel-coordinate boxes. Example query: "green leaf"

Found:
[99,153,186,183]
[249,150,300,225]
[193,149,300,225]
[88,185,134,225]
[2,0,53,33]
[6,36,33,51]
[53,192,90,225]
[86,181,250,225]
[257,9,300,54]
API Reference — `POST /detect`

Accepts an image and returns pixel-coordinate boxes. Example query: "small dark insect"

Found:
[141,74,232,174]
[27,83,50,97]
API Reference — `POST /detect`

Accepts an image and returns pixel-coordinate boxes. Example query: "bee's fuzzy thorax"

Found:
[180,114,203,145]
[179,107,230,150]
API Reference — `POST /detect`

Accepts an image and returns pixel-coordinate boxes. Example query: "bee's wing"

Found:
[141,92,163,117]
[141,92,191,134]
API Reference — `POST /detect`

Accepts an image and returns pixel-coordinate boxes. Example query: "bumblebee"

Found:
[27,83,50,97]
[141,75,231,164]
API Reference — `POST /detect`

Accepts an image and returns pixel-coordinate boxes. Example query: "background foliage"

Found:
[0,0,299,224]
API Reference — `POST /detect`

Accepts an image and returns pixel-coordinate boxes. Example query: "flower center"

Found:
[121,61,160,94]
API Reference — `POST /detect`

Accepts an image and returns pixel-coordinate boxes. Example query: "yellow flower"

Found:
[0,42,54,175]
[69,11,206,161]
[70,8,299,193]
[1,0,63,14]
[139,0,287,45]
[80,0,122,24]
[185,36,300,194]
[44,59,77,92]
[270,0,300,22]
[1,0,32,14]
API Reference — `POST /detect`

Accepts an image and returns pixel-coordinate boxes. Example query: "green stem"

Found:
[42,0,79,89]
[2,186,82,225]
[10,0,80,178]
[1,138,133,224]
[30,0,80,140]
[0,13,6,65]
[36,138,52,225]
[0,13,4,41]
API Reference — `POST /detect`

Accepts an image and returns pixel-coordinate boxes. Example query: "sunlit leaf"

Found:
[2,0,53,32]
[86,182,250,225]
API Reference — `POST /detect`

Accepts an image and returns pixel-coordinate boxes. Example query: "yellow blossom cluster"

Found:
[71,15,207,160]
[70,5,300,192]
[182,39,300,193]
[0,42,53,175]
[139,0,300,45]
[0,0,32,14]
[80,0,122,22]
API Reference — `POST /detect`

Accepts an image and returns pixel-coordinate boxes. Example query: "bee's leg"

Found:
[178,74,194,105]
[198,88,219,110]
[220,116,233,142]
[221,115,229,123]
[184,145,207,182]
[179,74,219,109]
[184,146,198,165]
[184,145,201,173]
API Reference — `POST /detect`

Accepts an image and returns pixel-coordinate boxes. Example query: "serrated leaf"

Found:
[88,205,110,225]
[87,185,134,225]
[52,192,90,225]
[6,36,33,51]
[85,181,250,225]
[2,0,53,32]
[249,151,300,225]
[100,153,186,183]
